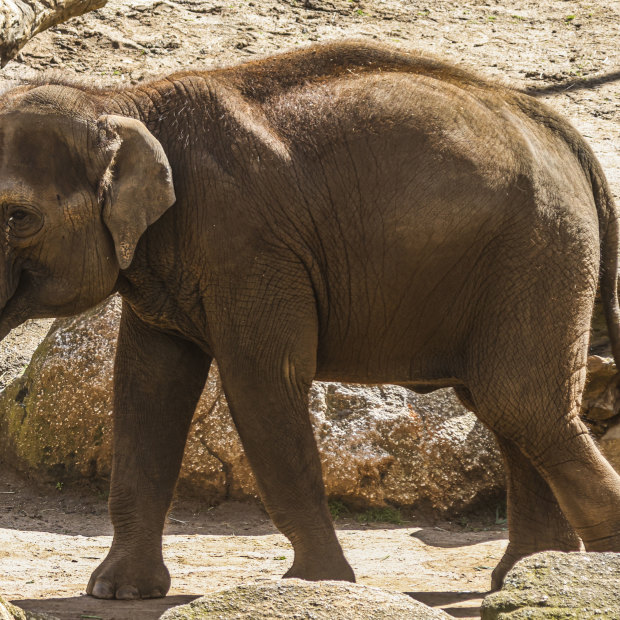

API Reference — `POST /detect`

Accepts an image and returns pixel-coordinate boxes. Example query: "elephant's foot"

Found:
[490,548,524,591]
[490,542,577,591]
[283,549,355,582]
[87,549,170,600]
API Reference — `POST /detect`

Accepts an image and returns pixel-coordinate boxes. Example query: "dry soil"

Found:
[1,465,508,619]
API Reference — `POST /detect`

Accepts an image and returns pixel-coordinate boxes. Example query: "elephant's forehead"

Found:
[0,111,91,201]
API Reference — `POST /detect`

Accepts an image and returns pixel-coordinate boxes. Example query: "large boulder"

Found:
[2,296,502,513]
[159,580,450,620]
[0,596,57,620]
[3,296,620,511]
[481,552,620,619]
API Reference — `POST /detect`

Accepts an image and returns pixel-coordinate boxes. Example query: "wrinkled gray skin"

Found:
[1,41,620,599]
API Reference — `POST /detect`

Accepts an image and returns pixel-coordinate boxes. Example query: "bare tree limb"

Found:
[0,0,107,67]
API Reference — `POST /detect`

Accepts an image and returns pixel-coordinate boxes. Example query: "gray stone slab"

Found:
[481,552,620,619]
[160,580,451,619]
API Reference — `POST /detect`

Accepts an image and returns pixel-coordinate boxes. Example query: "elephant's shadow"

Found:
[12,594,200,620]
[409,526,508,548]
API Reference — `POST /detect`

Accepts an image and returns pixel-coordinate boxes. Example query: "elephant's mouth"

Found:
[0,275,30,341]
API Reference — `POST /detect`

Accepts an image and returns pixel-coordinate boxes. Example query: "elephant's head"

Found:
[0,83,176,339]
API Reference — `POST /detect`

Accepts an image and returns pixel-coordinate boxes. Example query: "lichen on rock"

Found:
[481,552,620,619]
[0,595,58,620]
[159,580,451,619]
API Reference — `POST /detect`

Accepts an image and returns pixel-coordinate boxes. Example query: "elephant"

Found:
[0,40,619,599]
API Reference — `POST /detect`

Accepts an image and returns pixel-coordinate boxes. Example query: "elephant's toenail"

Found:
[116,585,140,600]
[91,579,115,599]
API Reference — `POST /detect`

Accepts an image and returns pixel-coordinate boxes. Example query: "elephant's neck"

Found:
[104,74,217,148]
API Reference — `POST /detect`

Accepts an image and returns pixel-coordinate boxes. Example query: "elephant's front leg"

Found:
[215,297,354,582]
[87,302,211,600]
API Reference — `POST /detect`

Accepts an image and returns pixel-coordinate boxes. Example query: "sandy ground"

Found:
[1,466,507,619]
[0,0,618,618]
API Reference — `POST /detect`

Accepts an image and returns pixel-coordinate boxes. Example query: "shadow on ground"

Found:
[14,594,200,620]
[14,591,489,620]
[524,69,620,96]
[409,526,507,548]
[408,590,489,618]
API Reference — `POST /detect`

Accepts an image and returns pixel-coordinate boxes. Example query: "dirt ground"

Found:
[0,0,618,618]
[1,465,507,619]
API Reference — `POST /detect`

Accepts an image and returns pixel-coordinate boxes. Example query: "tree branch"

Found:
[0,0,108,67]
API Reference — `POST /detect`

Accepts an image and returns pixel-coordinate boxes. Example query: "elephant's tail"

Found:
[591,156,620,367]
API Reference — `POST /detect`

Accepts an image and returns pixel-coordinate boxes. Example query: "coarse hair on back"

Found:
[5,40,519,101]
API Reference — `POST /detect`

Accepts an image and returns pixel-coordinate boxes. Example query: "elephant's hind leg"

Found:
[490,435,582,589]
[454,387,581,589]
[468,322,620,589]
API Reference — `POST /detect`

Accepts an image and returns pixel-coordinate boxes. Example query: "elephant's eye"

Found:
[7,206,43,238]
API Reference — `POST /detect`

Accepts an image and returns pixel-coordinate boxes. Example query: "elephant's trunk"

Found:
[0,272,29,341]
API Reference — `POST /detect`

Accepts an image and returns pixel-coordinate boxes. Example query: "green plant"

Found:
[55,481,63,491]
[565,14,575,21]
[495,503,507,525]
[355,507,402,525]
[328,499,349,520]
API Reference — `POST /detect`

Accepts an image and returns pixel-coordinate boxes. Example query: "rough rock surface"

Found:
[0,296,504,513]
[600,418,620,473]
[2,293,620,511]
[0,595,57,620]
[580,355,620,424]
[159,580,451,620]
[481,552,620,619]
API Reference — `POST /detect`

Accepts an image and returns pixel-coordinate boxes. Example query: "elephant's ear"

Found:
[97,114,176,270]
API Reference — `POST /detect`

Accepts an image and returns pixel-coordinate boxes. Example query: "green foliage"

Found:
[495,502,507,525]
[355,507,402,525]
[329,501,403,524]
[565,14,575,21]
[328,499,349,521]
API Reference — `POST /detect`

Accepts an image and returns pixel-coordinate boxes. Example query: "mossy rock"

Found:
[160,580,451,619]
[481,552,620,619]
[0,596,58,620]
[0,299,120,480]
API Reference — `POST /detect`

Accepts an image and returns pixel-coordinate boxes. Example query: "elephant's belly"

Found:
[314,349,461,386]
[314,295,468,386]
